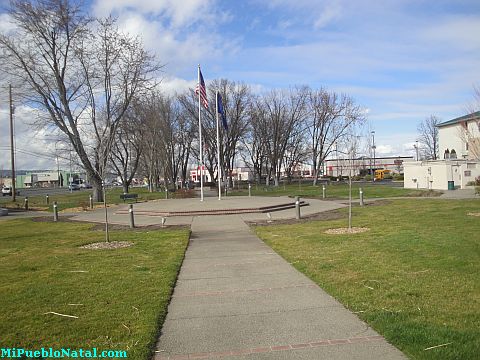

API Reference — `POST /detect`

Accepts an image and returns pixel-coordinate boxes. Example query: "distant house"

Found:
[404,112,480,190]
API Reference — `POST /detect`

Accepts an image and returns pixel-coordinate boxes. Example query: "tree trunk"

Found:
[82,166,103,202]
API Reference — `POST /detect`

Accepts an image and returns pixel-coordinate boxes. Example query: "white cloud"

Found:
[159,76,196,95]
[421,16,480,53]
[0,13,16,34]
[95,5,239,77]
[92,0,213,28]
[376,144,394,155]
[313,2,342,29]
[0,105,60,170]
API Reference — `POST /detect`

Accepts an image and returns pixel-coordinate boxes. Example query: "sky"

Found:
[0,0,479,171]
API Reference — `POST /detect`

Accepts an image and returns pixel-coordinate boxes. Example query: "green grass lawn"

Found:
[229,182,439,199]
[0,219,190,360]
[0,187,192,212]
[254,199,480,360]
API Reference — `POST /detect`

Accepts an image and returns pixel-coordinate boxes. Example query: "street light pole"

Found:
[371,131,376,182]
[9,84,16,202]
[415,140,419,161]
[335,142,339,179]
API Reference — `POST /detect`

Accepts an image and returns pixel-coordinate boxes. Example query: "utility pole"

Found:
[9,84,16,202]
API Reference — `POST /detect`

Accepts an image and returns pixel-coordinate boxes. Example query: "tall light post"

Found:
[54,142,60,188]
[414,140,419,161]
[335,141,340,179]
[9,84,16,201]
[371,131,376,182]
[69,147,73,192]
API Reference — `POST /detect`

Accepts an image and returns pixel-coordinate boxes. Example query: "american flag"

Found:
[195,69,209,109]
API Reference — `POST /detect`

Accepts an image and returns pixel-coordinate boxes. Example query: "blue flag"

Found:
[217,93,228,131]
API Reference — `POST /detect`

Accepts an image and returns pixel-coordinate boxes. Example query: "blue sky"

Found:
[1,0,480,169]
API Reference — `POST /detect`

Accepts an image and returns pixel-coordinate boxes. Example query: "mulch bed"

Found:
[79,241,134,250]
[324,227,370,234]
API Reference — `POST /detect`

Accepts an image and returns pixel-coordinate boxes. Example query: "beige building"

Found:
[404,112,480,190]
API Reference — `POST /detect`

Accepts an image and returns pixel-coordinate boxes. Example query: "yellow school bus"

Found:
[374,169,391,180]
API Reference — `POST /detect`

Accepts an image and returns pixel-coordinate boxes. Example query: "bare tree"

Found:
[109,107,143,193]
[417,115,439,160]
[178,80,251,187]
[0,0,160,201]
[157,95,193,188]
[459,85,480,160]
[282,132,308,182]
[209,79,251,186]
[136,92,164,192]
[175,108,196,185]
[305,88,365,185]
[256,88,308,186]
[240,101,268,184]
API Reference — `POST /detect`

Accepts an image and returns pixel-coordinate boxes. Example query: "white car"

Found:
[68,183,81,191]
[2,186,12,196]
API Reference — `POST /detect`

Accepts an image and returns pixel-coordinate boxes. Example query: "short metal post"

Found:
[129,204,135,228]
[24,197,29,211]
[165,188,169,199]
[248,183,251,197]
[359,187,364,206]
[46,194,49,205]
[89,195,93,209]
[322,185,326,199]
[53,201,58,222]
[295,196,301,220]
[161,217,166,227]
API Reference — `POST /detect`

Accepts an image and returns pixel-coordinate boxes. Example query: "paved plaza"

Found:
[70,196,406,359]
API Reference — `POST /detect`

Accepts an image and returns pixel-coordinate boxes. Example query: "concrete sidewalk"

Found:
[154,214,407,359]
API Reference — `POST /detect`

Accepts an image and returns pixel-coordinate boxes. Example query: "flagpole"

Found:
[216,91,222,200]
[198,65,204,202]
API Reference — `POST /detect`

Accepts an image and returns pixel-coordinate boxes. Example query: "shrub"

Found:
[393,173,404,181]
[364,174,372,181]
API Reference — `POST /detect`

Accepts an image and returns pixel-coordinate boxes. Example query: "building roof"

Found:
[437,111,480,128]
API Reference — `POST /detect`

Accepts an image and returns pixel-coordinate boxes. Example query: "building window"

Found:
[467,163,476,169]
[464,170,471,177]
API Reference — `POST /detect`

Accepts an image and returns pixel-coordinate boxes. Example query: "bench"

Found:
[120,193,138,203]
